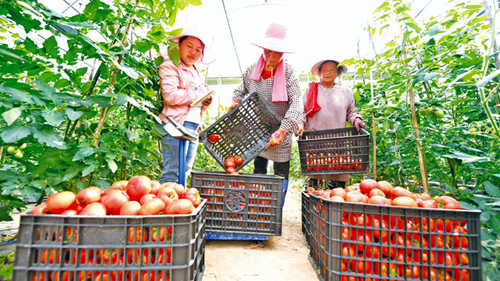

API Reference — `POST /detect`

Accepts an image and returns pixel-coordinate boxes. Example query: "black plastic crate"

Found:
[191,171,283,236]
[302,191,311,249]
[305,194,481,281]
[199,92,281,171]
[298,127,370,175]
[12,200,207,281]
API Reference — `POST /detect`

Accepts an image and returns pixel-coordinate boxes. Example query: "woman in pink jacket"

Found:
[298,59,366,189]
[157,28,216,184]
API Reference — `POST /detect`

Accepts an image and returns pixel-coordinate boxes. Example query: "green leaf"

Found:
[2,107,22,126]
[0,124,31,143]
[484,181,500,197]
[62,168,79,181]
[0,206,13,221]
[489,214,500,234]
[82,163,98,177]
[476,69,500,88]
[458,201,477,210]
[405,22,421,33]
[65,108,83,121]
[167,46,180,66]
[43,36,59,58]
[0,263,13,279]
[107,159,118,173]
[428,25,439,36]
[385,41,396,47]
[20,185,40,202]
[115,94,129,106]
[73,146,96,161]
[187,0,202,5]
[35,80,56,97]
[0,85,33,103]
[0,47,24,61]
[121,65,139,79]
[32,127,67,149]
[42,110,65,126]
[423,73,438,82]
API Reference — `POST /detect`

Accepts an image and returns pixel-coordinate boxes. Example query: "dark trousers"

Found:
[253,156,290,180]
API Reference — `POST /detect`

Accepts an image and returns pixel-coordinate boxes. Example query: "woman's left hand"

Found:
[202,96,213,106]
[354,118,367,131]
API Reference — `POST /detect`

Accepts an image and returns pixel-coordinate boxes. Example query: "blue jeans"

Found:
[160,121,200,184]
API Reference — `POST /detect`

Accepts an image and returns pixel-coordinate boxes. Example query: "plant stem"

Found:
[370,70,377,180]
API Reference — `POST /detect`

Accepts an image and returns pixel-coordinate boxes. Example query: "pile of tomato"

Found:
[223,155,244,174]
[307,179,470,281]
[305,152,364,172]
[30,175,202,216]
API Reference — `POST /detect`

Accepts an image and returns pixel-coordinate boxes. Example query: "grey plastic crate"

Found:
[305,194,481,281]
[302,191,311,249]
[12,200,207,281]
[191,171,283,236]
[298,127,370,175]
[199,92,281,171]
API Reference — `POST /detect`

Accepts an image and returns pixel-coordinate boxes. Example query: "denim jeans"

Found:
[160,121,200,184]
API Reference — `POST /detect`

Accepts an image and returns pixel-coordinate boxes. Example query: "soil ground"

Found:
[203,185,319,281]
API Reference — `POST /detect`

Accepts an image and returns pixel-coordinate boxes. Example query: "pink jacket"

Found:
[158,54,209,125]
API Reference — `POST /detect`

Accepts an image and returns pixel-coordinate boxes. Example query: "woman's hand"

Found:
[228,99,241,112]
[264,128,288,151]
[295,123,304,137]
[354,118,367,131]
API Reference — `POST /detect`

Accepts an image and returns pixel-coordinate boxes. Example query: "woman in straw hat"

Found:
[230,23,303,202]
[157,28,216,184]
[297,59,366,189]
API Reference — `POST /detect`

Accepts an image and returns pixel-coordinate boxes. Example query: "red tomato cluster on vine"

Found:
[31,175,202,217]
[307,179,469,281]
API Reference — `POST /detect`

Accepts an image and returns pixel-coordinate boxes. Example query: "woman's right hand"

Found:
[295,123,304,137]
[228,99,241,112]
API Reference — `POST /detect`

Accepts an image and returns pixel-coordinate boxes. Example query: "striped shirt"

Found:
[232,59,303,162]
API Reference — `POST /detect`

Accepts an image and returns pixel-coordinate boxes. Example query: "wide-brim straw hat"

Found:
[169,28,216,65]
[311,59,348,77]
[251,23,294,53]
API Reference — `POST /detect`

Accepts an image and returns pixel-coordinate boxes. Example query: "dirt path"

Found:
[203,185,319,281]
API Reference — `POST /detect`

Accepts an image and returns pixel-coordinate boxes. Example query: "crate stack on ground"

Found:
[302,192,481,281]
[13,200,207,281]
[194,92,285,239]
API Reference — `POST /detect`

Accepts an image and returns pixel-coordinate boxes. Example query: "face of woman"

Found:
[320,62,338,85]
[263,49,284,69]
[179,36,204,67]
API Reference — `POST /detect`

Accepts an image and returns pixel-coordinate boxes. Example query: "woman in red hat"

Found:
[298,59,366,189]
[157,28,216,184]
[230,23,303,203]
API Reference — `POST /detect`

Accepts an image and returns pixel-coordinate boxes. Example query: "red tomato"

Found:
[391,186,416,200]
[157,187,179,205]
[139,194,157,205]
[377,180,393,195]
[165,199,195,215]
[224,158,236,168]
[103,190,130,213]
[392,196,418,208]
[126,175,152,201]
[226,167,237,174]
[368,188,386,198]
[433,196,461,209]
[79,203,107,216]
[119,201,141,216]
[208,134,220,142]
[105,180,128,195]
[172,183,186,198]
[346,193,365,203]
[150,180,162,195]
[367,195,390,205]
[60,209,77,216]
[30,203,48,215]
[46,191,77,214]
[138,198,166,215]
[234,156,244,166]
[77,186,102,205]
[184,187,201,207]
[418,200,435,208]
[330,188,347,199]
[359,179,378,193]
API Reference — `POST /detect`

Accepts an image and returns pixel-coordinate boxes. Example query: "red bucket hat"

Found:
[251,23,293,53]
[168,28,216,65]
